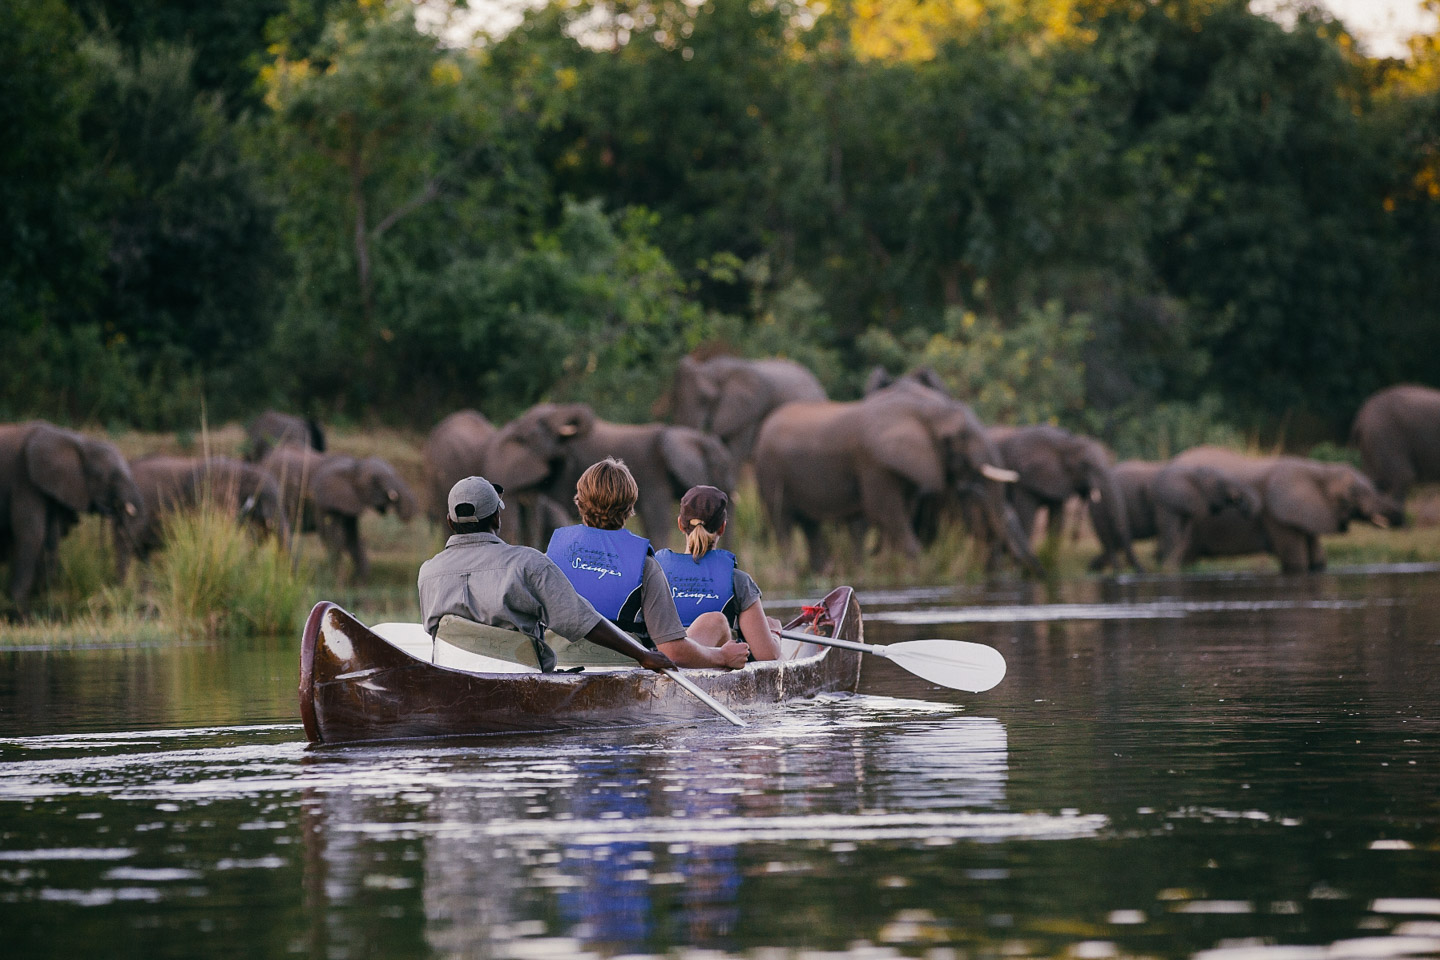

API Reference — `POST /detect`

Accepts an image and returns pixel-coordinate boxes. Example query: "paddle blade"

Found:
[885,639,1007,693]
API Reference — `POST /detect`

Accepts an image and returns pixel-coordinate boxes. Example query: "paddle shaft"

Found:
[663,668,748,727]
[778,629,890,657]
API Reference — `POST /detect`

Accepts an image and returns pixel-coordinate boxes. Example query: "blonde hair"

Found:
[574,458,638,530]
[684,521,722,560]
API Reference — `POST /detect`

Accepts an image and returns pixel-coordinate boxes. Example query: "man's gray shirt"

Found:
[417,532,603,641]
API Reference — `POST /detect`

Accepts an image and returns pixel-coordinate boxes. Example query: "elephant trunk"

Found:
[1087,464,1142,571]
[978,480,1044,577]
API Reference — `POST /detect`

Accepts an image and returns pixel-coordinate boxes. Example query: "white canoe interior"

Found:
[369,622,827,675]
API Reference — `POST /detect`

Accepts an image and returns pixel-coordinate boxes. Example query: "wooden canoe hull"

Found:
[299,586,863,745]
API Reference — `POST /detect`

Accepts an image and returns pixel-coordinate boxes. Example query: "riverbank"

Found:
[3,424,1438,646]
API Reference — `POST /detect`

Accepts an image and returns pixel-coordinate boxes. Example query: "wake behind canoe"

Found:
[299,585,863,745]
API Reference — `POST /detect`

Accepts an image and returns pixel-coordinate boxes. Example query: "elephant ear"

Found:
[659,428,720,492]
[1001,436,1071,500]
[1153,464,1210,518]
[709,376,771,442]
[485,431,553,490]
[871,416,946,492]
[1267,463,1342,535]
[310,458,368,518]
[24,425,91,513]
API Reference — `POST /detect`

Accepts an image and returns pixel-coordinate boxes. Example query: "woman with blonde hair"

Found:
[654,485,782,661]
[547,459,750,669]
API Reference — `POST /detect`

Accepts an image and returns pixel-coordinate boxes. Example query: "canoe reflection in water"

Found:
[297,714,1009,956]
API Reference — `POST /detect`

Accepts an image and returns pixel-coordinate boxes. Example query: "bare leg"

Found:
[687,610,732,648]
[736,602,781,661]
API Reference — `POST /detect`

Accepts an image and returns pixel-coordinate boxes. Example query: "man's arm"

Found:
[658,635,750,669]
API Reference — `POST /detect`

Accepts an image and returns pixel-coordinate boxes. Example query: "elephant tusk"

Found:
[1090,489,1102,503]
[125,502,138,517]
[388,489,399,501]
[980,464,1019,483]
[558,425,580,437]
[1371,513,1390,529]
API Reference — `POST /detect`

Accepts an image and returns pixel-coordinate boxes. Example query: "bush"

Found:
[857,301,1091,422]
[1099,395,1247,461]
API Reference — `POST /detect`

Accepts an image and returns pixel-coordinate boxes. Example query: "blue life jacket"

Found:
[546,525,651,638]
[654,548,737,628]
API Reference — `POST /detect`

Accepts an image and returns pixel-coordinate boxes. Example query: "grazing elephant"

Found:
[986,425,1142,573]
[263,447,418,580]
[1350,384,1440,503]
[1173,447,1403,573]
[0,421,144,615]
[659,355,826,463]
[119,455,289,578]
[246,409,326,462]
[486,403,735,549]
[1101,460,1259,571]
[752,381,1041,575]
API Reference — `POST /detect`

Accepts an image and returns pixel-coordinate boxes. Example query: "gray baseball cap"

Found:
[447,476,504,522]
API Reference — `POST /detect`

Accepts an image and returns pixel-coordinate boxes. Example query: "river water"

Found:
[1,567,1437,960]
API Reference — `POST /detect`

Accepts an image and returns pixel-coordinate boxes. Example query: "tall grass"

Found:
[152,501,313,637]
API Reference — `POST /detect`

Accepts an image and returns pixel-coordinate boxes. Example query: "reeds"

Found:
[151,499,313,637]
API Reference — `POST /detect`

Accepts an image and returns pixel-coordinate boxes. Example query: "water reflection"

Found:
[287,707,1031,958]
[0,567,1438,960]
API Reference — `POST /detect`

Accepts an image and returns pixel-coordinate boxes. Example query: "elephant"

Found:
[1350,384,1440,504]
[1100,460,1259,571]
[118,455,289,578]
[246,409,326,462]
[484,403,735,549]
[1173,447,1404,573]
[985,425,1142,573]
[658,355,827,464]
[751,380,1042,575]
[262,447,418,580]
[0,421,144,616]
[421,409,495,526]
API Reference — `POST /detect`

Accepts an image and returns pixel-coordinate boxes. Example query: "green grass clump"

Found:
[152,501,313,637]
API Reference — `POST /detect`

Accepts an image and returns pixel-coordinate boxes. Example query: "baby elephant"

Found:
[120,456,289,578]
[263,447,417,580]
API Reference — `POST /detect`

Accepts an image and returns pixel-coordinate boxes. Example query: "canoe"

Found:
[298,585,864,745]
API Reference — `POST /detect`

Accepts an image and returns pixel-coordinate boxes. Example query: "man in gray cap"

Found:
[417,476,674,673]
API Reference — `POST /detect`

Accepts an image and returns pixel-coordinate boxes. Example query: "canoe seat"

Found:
[435,616,637,670]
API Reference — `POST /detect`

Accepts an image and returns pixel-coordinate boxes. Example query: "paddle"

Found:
[778,629,1007,693]
[663,668,748,727]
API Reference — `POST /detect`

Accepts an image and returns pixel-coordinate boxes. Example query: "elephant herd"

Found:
[0,413,419,617]
[3,369,1437,618]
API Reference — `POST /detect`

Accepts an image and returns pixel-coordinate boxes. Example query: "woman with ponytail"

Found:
[655,485,782,661]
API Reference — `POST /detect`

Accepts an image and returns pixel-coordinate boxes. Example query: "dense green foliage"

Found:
[4,0,1439,447]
